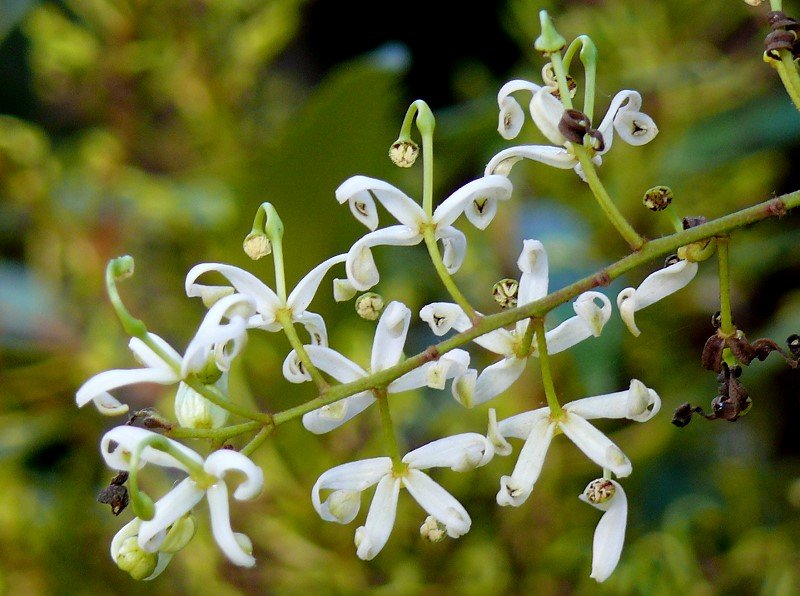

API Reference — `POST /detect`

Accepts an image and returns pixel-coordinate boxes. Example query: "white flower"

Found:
[491,379,660,507]
[101,426,263,567]
[580,478,628,583]
[487,82,658,180]
[284,301,470,433]
[616,258,699,336]
[185,253,346,346]
[76,294,255,415]
[336,174,513,291]
[312,433,493,560]
[420,240,612,406]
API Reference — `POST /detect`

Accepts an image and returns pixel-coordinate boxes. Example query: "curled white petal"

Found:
[471,356,527,406]
[403,469,471,537]
[529,87,567,146]
[543,291,612,354]
[419,302,471,336]
[404,433,493,472]
[517,239,549,304]
[101,426,203,472]
[616,287,640,336]
[137,478,205,551]
[184,263,280,320]
[371,301,411,373]
[498,95,525,139]
[580,479,628,582]
[286,254,347,315]
[206,483,256,567]
[355,474,401,560]
[557,415,632,478]
[615,110,658,146]
[451,368,477,408]
[596,90,642,155]
[302,393,376,434]
[204,450,264,501]
[496,415,556,507]
[336,175,425,229]
[487,408,512,456]
[282,350,311,383]
[564,379,661,422]
[432,175,513,230]
[345,226,422,291]
[312,457,392,523]
[435,226,467,274]
[485,145,575,177]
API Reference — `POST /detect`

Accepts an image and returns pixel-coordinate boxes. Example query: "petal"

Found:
[304,344,367,383]
[565,379,661,422]
[403,433,493,472]
[282,349,311,383]
[558,414,632,477]
[496,417,556,507]
[403,469,471,537]
[206,482,256,567]
[596,90,642,155]
[451,369,477,408]
[312,457,392,523]
[614,110,658,146]
[616,287,640,337]
[286,253,347,314]
[336,175,426,229]
[181,294,255,376]
[101,426,203,472]
[76,367,178,411]
[485,145,576,177]
[388,348,469,393]
[497,406,550,440]
[204,450,264,500]
[529,87,567,145]
[496,80,541,140]
[517,239,549,305]
[435,226,466,274]
[432,175,513,229]
[487,408,513,456]
[346,226,423,291]
[334,176,379,230]
[498,95,525,140]
[371,301,411,373]
[471,356,527,406]
[137,478,205,551]
[355,474,401,560]
[293,311,328,346]
[580,480,628,582]
[302,393,377,434]
[185,263,281,320]
[130,333,182,369]
[419,302,472,336]
[630,259,698,312]
[542,292,612,354]
[333,278,357,302]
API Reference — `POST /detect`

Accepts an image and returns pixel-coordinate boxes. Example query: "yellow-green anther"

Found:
[242,231,271,260]
[534,11,567,54]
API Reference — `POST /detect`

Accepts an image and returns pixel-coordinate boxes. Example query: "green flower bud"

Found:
[115,536,159,580]
[159,515,197,554]
[355,293,384,320]
[175,378,229,430]
[389,139,419,167]
[243,231,272,260]
[642,186,673,212]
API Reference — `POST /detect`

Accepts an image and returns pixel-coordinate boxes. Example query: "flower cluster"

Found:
[74,10,719,586]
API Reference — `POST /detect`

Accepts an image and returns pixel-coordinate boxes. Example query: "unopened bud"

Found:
[243,232,272,260]
[115,537,159,580]
[420,516,447,543]
[492,278,519,309]
[389,139,419,168]
[582,478,616,504]
[642,186,673,211]
[355,293,384,320]
[174,380,229,430]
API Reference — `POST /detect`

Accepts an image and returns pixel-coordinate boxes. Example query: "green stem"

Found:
[105,256,147,339]
[574,148,646,250]
[268,190,799,425]
[183,376,273,424]
[775,50,800,112]
[562,35,597,120]
[166,420,262,441]
[548,51,574,110]
[240,425,273,457]
[717,236,734,336]
[376,388,403,471]
[276,310,330,391]
[422,229,477,321]
[532,318,563,418]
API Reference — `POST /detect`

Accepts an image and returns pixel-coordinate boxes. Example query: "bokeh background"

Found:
[2,0,800,593]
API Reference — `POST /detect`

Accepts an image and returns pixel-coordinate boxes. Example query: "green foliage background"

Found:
[1,0,800,593]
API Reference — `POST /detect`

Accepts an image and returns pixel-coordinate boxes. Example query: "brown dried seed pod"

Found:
[701,334,725,372]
